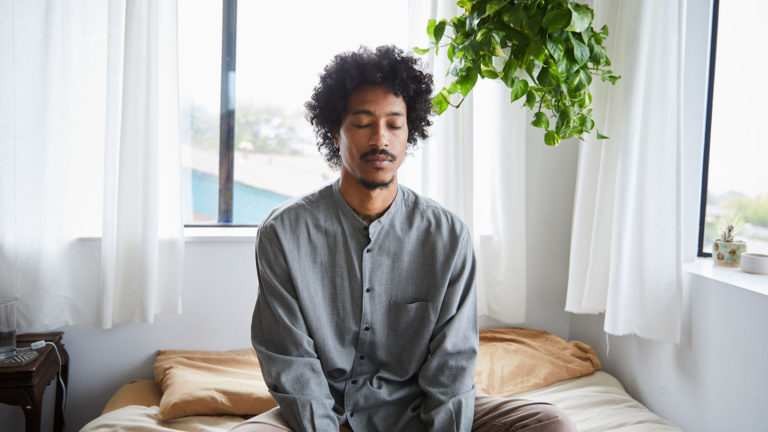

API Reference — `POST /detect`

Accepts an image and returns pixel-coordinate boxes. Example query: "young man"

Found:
[231,46,575,432]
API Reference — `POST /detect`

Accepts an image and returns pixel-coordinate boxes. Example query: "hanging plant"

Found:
[415,0,620,146]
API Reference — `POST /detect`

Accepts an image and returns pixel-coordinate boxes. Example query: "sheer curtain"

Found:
[0,0,184,330]
[565,0,686,343]
[409,0,528,324]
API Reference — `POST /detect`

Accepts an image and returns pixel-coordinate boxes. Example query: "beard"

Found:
[357,148,398,190]
[358,175,396,190]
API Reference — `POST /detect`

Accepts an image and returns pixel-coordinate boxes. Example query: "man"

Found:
[231,46,575,432]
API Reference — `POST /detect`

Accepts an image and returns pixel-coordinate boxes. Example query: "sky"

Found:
[178,0,410,114]
[707,0,768,198]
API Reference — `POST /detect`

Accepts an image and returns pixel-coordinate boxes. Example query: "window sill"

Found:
[684,258,768,296]
[183,226,257,242]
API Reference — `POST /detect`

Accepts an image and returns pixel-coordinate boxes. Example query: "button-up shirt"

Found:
[252,180,477,431]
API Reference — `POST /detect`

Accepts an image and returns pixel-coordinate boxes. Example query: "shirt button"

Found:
[351,379,358,385]
[366,248,372,254]
[350,412,354,418]
[364,326,370,331]
[365,288,372,293]
[359,354,365,360]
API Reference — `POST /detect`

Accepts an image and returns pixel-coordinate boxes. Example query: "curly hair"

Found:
[305,45,434,169]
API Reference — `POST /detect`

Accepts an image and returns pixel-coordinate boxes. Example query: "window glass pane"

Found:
[231,0,410,224]
[703,0,768,254]
[179,0,223,224]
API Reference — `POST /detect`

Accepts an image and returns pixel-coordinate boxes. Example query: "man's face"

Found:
[334,85,408,190]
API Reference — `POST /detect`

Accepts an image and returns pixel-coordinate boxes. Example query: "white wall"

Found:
[568,1,768,431]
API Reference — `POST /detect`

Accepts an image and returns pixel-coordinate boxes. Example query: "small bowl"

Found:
[740,253,768,275]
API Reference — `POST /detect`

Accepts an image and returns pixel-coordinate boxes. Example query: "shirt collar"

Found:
[331,179,402,229]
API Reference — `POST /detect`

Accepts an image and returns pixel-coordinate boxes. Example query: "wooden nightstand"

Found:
[0,332,69,432]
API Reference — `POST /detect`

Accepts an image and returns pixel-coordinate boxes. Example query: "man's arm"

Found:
[251,224,339,431]
[418,230,478,432]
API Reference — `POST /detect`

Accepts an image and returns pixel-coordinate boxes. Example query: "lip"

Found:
[364,157,392,168]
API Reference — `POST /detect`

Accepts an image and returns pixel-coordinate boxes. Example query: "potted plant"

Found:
[415,0,620,146]
[713,219,747,267]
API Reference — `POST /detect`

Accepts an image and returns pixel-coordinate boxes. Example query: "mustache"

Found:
[360,148,397,161]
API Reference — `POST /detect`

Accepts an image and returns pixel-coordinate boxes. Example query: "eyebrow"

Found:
[350,109,405,117]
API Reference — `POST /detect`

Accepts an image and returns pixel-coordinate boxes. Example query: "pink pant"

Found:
[229,394,576,432]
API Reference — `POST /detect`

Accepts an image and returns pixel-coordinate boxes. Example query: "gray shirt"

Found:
[252,180,477,432]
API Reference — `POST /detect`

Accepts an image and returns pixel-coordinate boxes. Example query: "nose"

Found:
[368,123,389,148]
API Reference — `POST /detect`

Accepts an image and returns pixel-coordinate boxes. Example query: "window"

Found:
[698,0,768,256]
[178,0,411,226]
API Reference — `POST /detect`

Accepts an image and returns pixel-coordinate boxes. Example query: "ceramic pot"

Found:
[713,240,746,267]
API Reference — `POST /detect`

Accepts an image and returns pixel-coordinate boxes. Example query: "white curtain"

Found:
[565,0,686,343]
[409,0,528,324]
[0,0,184,330]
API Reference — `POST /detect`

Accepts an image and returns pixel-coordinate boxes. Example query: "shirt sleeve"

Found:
[418,229,478,432]
[251,223,340,431]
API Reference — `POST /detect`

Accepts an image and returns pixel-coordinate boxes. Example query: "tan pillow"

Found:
[101,379,162,414]
[153,348,277,420]
[474,328,601,397]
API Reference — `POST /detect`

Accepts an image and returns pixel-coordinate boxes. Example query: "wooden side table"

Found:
[0,332,69,432]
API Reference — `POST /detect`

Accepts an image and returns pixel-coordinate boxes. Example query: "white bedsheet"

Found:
[81,371,680,432]
[519,371,681,432]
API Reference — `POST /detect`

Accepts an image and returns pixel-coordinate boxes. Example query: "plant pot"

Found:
[713,240,747,267]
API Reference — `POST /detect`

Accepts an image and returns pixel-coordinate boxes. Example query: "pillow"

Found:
[474,328,601,397]
[102,379,162,414]
[153,348,277,420]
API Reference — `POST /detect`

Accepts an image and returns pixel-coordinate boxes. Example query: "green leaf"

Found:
[532,111,549,129]
[589,41,606,64]
[427,19,436,40]
[569,34,589,66]
[486,0,510,16]
[481,67,499,79]
[432,92,449,114]
[467,9,483,31]
[503,5,524,28]
[524,90,536,109]
[413,46,430,55]
[546,37,565,62]
[545,130,561,146]
[509,77,529,102]
[434,20,447,45]
[565,3,592,32]
[542,9,570,32]
[596,130,609,140]
[456,71,479,96]
[599,24,610,38]
[556,106,575,132]
[457,0,472,10]
[501,57,519,88]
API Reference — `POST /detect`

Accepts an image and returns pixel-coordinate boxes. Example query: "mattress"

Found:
[81,371,680,431]
[80,328,680,431]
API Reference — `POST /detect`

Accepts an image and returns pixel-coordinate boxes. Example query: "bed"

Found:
[80,328,680,431]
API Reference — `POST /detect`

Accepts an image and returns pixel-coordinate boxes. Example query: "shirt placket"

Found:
[344,222,377,423]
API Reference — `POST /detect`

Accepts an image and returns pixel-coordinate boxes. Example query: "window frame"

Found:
[696,0,720,258]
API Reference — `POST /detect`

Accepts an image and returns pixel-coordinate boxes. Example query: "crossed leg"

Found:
[229,394,575,432]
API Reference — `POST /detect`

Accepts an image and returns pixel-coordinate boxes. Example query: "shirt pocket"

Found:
[383,300,437,377]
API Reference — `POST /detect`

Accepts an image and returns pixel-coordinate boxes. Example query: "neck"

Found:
[339,173,398,224]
